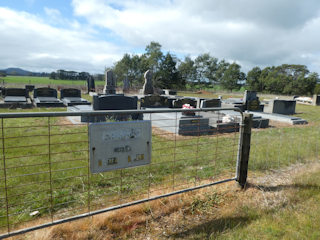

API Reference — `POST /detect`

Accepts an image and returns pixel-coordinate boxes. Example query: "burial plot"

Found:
[264,99,296,115]
[60,88,91,106]
[33,87,64,107]
[0,88,33,108]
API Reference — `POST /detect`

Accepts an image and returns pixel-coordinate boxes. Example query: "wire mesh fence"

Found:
[249,120,320,178]
[0,108,243,238]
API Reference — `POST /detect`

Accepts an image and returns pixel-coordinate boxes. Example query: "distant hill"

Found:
[1,68,32,76]
[0,68,49,77]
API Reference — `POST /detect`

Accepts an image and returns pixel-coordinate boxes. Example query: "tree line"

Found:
[112,41,320,95]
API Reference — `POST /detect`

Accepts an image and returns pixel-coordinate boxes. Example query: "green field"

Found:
[0,76,104,87]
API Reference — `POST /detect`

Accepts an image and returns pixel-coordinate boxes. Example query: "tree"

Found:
[144,41,164,73]
[178,56,197,85]
[194,53,218,85]
[246,67,262,91]
[49,72,56,79]
[155,52,182,89]
[220,62,245,91]
[215,59,230,83]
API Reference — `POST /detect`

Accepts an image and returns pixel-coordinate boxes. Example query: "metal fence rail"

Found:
[0,108,244,238]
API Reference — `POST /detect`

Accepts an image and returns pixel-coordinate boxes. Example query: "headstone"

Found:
[312,94,320,106]
[263,99,296,115]
[140,95,171,108]
[142,70,153,95]
[173,98,197,108]
[93,95,141,121]
[60,88,90,106]
[216,122,240,134]
[243,90,261,111]
[33,87,64,107]
[178,115,211,136]
[200,98,221,108]
[123,77,130,92]
[3,88,28,102]
[61,88,81,98]
[252,116,269,128]
[87,76,95,93]
[103,70,116,94]
[25,85,35,92]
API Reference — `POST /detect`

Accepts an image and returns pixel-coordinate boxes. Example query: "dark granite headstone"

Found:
[33,88,64,107]
[60,88,90,106]
[178,115,211,136]
[173,98,197,108]
[264,99,296,115]
[4,88,28,102]
[252,116,269,128]
[61,88,81,98]
[200,98,221,108]
[216,122,240,134]
[140,95,171,108]
[123,77,130,92]
[87,76,95,93]
[93,95,141,121]
[25,85,35,92]
[243,90,262,111]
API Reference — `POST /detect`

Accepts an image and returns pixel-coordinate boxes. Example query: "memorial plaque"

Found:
[89,121,151,173]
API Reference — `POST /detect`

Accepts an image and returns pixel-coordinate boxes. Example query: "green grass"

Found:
[0,76,104,87]
[0,98,319,235]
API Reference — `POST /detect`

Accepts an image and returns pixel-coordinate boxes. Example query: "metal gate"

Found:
[0,107,249,238]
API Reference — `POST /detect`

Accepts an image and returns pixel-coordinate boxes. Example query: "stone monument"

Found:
[87,76,95,94]
[103,70,116,94]
[142,70,153,95]
[312,94,320,106]
[123,76,130,93]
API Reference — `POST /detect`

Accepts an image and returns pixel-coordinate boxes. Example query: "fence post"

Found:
[236,113,253,188]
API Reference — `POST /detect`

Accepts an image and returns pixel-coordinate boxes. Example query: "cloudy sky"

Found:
[1,0,320,74]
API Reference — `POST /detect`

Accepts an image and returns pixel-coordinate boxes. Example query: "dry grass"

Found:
[12,161,320,240]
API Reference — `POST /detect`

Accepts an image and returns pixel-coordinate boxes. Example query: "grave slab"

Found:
[33,88,64,107]
[0,88,33,108]
[60,88,91,106]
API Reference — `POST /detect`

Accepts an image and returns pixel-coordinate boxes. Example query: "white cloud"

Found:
[0,7,123,73]
[71,0,320,73]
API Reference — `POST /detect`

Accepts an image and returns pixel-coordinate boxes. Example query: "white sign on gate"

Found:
[89,120,152,173]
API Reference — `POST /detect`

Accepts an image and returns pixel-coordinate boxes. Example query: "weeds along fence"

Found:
[0,108,247,238]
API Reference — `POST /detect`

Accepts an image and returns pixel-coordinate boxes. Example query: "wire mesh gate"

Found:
[0,108,245,238]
